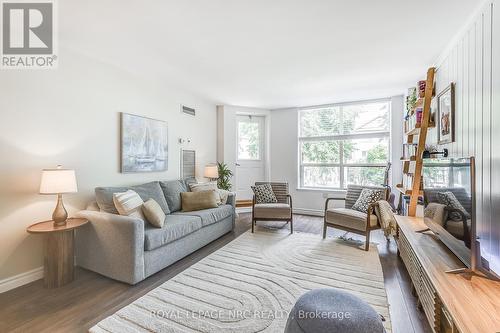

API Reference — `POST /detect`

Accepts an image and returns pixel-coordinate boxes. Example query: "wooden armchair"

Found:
[323,185,389,251]
[252,182,293,233]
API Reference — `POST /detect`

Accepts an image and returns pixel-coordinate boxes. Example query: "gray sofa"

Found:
[75,180,235,284]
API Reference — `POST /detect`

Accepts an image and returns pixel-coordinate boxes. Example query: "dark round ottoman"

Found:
[285,288,385,333]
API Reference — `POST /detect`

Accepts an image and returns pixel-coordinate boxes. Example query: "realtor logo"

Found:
[1,0,57,68]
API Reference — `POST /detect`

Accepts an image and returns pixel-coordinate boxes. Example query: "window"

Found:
[238,118,261,160]
[299,100,391,189]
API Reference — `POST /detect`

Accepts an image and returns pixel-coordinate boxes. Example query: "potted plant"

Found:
[217,162,233,191]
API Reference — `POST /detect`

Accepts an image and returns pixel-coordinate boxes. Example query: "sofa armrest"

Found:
[227,192,237,229]
[227,192,236,208]
[75,210,145,284]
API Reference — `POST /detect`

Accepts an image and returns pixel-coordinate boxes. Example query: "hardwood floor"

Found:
[0,213,431,333]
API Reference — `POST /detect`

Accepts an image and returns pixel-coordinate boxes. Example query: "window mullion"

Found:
[339,106,344,189]
[298,132,390,142]
[339,141,345,189]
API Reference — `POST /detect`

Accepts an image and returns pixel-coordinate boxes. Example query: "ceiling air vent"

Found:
[181,105,196,116]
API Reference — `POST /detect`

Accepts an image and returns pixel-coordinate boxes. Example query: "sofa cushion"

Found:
[325,208,378,231]
[144,214,202,251]
[96,181,170,215]
[254,203,291,219]
[160,180,188,212]
[174,204,233,227]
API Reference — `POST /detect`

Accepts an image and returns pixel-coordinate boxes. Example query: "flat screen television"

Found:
[422,157,496,278]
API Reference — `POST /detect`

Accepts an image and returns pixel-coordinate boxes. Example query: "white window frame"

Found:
[236,115,264,161]
[298,98,391,190]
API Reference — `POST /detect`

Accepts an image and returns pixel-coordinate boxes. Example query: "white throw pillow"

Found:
[190,181,218,192]
[217,189,231,205]
[113,190,146,221]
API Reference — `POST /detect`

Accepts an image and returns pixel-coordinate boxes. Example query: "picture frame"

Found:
[437,83,455,145]
[120,113,168,173]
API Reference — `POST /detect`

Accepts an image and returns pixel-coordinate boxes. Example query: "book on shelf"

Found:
[404,114,420,133]
[402,144,417,159]
[400,195,424,216]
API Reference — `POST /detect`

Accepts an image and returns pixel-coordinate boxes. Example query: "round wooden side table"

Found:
[27,218,88,288]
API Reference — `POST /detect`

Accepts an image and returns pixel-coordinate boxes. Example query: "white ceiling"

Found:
[61,0,482,109]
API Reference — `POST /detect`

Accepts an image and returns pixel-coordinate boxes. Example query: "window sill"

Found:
[295,187,347,195]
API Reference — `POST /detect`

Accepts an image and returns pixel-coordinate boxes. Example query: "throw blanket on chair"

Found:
[376,200,397,238]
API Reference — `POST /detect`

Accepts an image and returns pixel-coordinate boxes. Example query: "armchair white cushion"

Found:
[252,181,293,233]
[254,203,291,219]
[323,184,387,251]
[325,208,378,231]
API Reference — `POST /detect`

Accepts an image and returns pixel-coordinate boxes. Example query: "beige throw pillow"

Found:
[142,199,166,228]
[189,182,231,205]
[113,190,146,221]
[189,182,221,204]
[181,190,219,212]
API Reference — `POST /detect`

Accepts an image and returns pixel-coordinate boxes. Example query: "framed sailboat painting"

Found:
[120,113,168,173]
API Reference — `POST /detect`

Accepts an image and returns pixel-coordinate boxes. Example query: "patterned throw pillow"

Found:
[251,184,277,204]
[351,189,384,213]
[437,191,470,221]
[113,190,146,221]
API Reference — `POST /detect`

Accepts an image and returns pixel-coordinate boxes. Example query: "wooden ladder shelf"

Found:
[401,67,435,216]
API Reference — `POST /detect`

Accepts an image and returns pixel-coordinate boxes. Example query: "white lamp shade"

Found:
[204,165,219,179]
[39,168,78,194]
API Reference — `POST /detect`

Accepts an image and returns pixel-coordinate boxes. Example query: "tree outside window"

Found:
[299,100,391,189]
[238,121,260,160]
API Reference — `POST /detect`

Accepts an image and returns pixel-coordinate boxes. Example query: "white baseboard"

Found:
[293,208,324,217]
[0,266,43,293]
[236,207,252,214]
[237,206,324,217]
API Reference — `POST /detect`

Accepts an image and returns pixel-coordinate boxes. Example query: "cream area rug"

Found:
[90,231,391,333]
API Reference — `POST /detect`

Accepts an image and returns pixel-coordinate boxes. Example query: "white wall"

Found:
[390,95,405,192]
[0,48,217,286]
[269,96,404,214]
[430,0,500,273]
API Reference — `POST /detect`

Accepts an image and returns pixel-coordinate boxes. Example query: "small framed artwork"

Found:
[437,83,455,145]
[121,113,168,173]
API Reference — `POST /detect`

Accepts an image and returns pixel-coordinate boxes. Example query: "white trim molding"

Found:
[293,208,324,217]
[0,266,43,293]
[237,206,324,217]
[236,207,252,214]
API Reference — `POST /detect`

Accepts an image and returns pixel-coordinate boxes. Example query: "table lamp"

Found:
[39,165,78,226]
[204,164,219,182]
